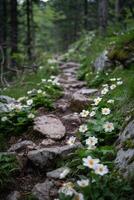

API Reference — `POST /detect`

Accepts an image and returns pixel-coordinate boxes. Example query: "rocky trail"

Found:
[5,61,98,200]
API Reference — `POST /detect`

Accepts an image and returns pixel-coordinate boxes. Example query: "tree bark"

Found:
[26,0,33,62]
[98,0,108,35]
[0,0,7,67]
[10,0,18,66]
[84,0,88,30]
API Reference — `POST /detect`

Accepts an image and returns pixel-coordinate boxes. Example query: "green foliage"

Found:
[108,29,134,64]
[0,154,19,191]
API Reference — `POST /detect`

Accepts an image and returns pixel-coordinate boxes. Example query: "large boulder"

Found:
[28,143,81,168]
[93,50,112,71]
[7,191,20,200]
[34,115,66,140]
[0,96,16,113]
[32,180,55,200]
[115,120,134,180]
[46,167,70,179]
[70,92,93,112]
[0,95,15,104]
[8,140,36,152]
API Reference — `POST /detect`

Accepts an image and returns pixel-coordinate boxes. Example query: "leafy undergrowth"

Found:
[0,154,19,192]
[57,31,134,200]
[0,57,62,149]
[1,55,60,98]
[58,74,134,200]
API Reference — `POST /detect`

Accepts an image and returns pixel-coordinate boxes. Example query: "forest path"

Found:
[7,61,98,200]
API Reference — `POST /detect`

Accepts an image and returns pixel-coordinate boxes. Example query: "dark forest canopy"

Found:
[0,0,134,84]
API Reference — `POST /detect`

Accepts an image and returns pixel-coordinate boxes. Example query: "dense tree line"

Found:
[0,0,133,84]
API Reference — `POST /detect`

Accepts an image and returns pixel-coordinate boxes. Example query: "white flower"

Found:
[102,108,111,115]
[80,110,89,118]
[102,84,108,88]
[27,99,33,106]
[103,121,114,132]
[110,78,116,81]
[47,79,53,83]
[89,111,96,117]
[94,97,102,105]
[79,124,88,133]
[39,66,43,69]
[86,136,98,149]
[52,79,60,86]
[1,116,8,122]
[107,99,114,104]
[42,79,46,83]
[77,179,89,187]
[27,90,32,95]
[105,73,109,76]
[101,87,109,95]
[66,136,76,146]
[42,91,46,96]
[110,84,116,90]
[59,187,74,196]
[48,58,56,64]
[92,107,98,111]
[28,113,35,119]
[37,89,42,94]
[17,96,27,102]
[74,193,84,200]
[83,156,100,169]
[60,168,70,179]
[59,182,74,196]
[94,164,109,176]
[117,77,122,81]
[117,81,123,85]
[14,104,23,111]
[7,103,16,111]
[50,75,56,80]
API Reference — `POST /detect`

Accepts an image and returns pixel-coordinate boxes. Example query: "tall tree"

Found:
[10,0,18,66]
[26,0,33,62]
[98,0,108,35]
[84,0,88,30]
[0,0,7,67]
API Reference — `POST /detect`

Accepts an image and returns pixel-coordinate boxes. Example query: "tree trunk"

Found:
[84,0,88,30]
[10,0,18,66]
[26,0,33,63]
[0,0,7,67]
[98,0,108,35]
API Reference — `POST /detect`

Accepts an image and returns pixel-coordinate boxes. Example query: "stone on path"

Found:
[7,191,21,200]
[60,62,80,70]
[115,120,134,180]
[28,143,81,168]
[62,113,81,126]
[32,180,54,200]
[34,115,66,140]
[47,167,70,179]
[70,92,93,112]
[8,140,36,152]
[54,99,70,112]
[77,88,98,96]
[41,139,55,147]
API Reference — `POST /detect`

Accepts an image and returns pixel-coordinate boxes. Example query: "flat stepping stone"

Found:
[28,143,81,168]
[62,113,81,125]
[7,191,21,200]
[34,115,66,140]
[54,99,70,112]
[46,167,70,179]
[32,180,55,200]
[77,88,98,95]
[70,92,93,112]
[8,140,36,152]
[60,62,80,69]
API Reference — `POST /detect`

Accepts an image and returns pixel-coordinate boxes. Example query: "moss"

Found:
[123,139,134,150]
